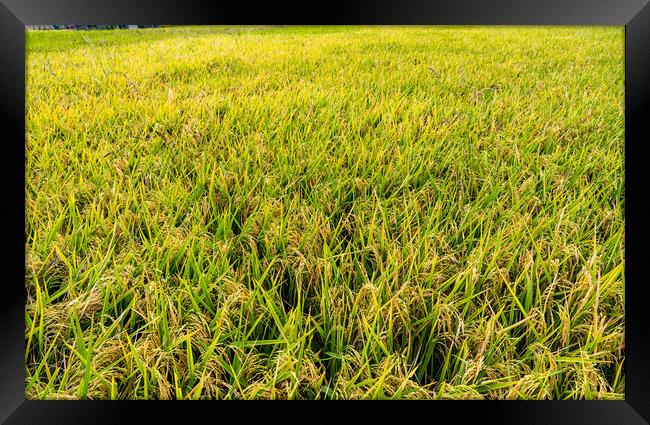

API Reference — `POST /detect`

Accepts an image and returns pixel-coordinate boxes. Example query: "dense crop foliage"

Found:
[25,26,624,399]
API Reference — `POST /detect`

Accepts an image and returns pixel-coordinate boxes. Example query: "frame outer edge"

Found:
[0,1,26,423]
[1,1,649,424]
[625,1,650,423]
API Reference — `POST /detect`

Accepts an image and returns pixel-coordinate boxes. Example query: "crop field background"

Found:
[25,26,625,399]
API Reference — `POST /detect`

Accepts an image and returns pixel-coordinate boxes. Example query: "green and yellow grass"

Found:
[25,26,625,399]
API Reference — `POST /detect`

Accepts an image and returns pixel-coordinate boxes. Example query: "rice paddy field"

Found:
[25,26,625,400]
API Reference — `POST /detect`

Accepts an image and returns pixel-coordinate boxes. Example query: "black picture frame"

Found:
[2,0,649,423]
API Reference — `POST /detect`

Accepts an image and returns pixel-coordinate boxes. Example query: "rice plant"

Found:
[25,26,624,399]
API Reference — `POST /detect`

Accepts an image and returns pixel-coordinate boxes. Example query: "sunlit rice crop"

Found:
[25,26,624,400]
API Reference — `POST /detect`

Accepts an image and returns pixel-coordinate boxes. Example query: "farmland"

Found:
[25,26,625,399]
